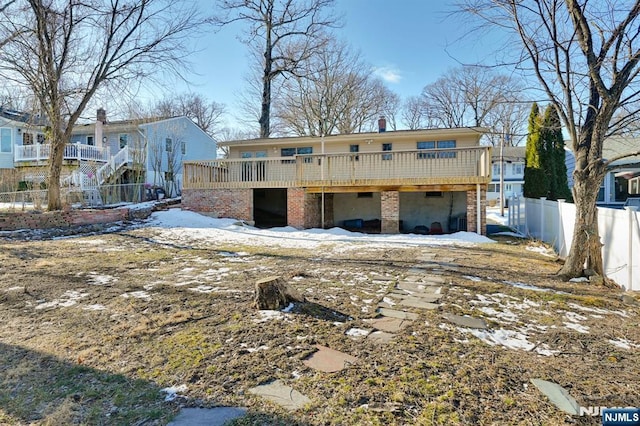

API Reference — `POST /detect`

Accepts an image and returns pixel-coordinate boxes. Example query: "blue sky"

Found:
[167,0,502,129]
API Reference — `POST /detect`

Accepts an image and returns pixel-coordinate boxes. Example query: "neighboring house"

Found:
[182,118,492,235]
[565,137,640,207]
[487,146,525,206]
[2,107,216,202]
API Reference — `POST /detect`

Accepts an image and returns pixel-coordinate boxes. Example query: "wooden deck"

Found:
[184,147,492,190]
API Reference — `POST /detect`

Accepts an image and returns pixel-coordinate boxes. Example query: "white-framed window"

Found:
[37,134,45,144]
[87,135,94,146]
[382,143,392,160]
[0,128,11,153]
[512,162,523,175]
[493,163,501,176]
[166,138,172,152]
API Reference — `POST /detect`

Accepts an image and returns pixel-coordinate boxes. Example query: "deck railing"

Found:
[14,143,110,163]
[184,146,491,189]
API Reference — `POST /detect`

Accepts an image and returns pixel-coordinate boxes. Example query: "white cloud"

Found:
[373,66,402,83]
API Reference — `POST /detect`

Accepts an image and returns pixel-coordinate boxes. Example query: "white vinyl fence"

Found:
[508,197,640,291]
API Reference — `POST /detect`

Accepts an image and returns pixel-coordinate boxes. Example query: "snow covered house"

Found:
[182,119,491,235]
[2,107,216,203]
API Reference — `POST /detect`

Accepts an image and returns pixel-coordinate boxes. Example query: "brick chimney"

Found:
[378,116,386,133]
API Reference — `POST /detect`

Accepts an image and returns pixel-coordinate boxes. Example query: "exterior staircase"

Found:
[62,146,133,206]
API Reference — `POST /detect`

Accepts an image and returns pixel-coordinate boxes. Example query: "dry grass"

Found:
[0,226,638,425]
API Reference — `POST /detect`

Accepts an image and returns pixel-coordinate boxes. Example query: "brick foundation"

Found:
[182,188,252,222]
[381,191,400,234]
[466,186,487,235]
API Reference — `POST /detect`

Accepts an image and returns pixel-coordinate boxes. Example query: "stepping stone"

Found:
[302,345,358,373]
[400,292,442,303]
[398,298,440,310]
[422,275,446,284]
[442,313,487,329]
[436,257,456,263]
[367,330,395,344]
[377,307,419,320]
[530,379,580,415]
[248,380,311,410]
[403,275,422,282]
[168,407,247,426]
[397,282,437,292]
[365,317,411,333]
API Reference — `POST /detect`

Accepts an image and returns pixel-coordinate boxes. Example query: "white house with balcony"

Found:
[1,107,216,204]
[487,146,525,206]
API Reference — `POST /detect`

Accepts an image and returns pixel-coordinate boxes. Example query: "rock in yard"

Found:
[442,313,488,329]
[302,344,358,373]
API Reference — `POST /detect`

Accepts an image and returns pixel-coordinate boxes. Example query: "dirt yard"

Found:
[0,209,638,425]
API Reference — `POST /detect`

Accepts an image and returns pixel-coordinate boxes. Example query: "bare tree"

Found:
[0,0,205,210]
[401,96,425,130]
[420,66,528,144]
[273,38,399,136]
[152,93,226,138]
[459,0,640,281]
[213,0,339,138]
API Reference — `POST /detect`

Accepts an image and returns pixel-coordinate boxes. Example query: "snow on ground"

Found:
[486,207,509,226]
[147,210,495,252]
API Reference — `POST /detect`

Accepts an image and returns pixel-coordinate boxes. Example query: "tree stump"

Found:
[254,276,305,310]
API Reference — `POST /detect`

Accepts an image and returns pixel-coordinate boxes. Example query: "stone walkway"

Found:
[169,251,491,422]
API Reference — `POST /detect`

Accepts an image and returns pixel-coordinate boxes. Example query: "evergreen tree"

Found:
[523,102,549,198]
[543,105,572,201]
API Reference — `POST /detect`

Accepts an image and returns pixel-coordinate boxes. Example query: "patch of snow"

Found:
[87,272,117,286]
[564,322,590,333]
[493,231,526,238]
[121,291,151,300]
[254,310,286,322]
[460,327,557,356]
[503,280,550,292]
[608,338,639,350]
[525,245,556,257]
[189,285,215,293]
[146,210,496,254]
[382,296,396,306]
[6,286,24,291]
[346,328,370,337]
[282,303,295,313]
[161,384,188,402]
[463,275,483,282]
[564,311,588,322]
[567,302,629,318]
[35,290,89,310]
[83,304,106,311]
[569,277,589,283]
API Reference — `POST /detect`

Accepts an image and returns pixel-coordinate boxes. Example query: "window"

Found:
[22,132,33,145]
[165,138,172,152]
[37,134,45,144]
[0,128,11,153]
[417,141,436,159]
[350,144,359,161]
[382,143,392,160]
[417,140,456,158]
[357,192,373,198]
[436,140,456,158]
[119,133,128,149]
[493,163,501,176]
[512,163,523,175]
[425,191,443,197]
[488,183,499,193]
[181,141,186,155]
[281,146,313,163]
[87,135,94,146]
[165,171,174,181]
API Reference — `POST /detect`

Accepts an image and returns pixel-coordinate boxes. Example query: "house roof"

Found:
[0,107,47,125]
[602,136,640,166]
[219,127,488,147]
[491,146,526,162]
